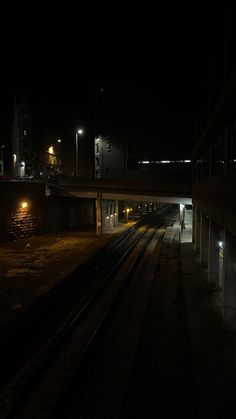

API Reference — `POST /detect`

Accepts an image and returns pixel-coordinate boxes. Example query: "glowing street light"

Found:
[75,129,83,177]
[123,207,132,223]
[21,201,28,209]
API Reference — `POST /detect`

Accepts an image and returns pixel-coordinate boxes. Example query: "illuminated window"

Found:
[48,146,57,165]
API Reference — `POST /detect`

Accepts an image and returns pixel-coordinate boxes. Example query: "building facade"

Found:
[192,3,236,329]
[12,94,61,180]
[94,134,127,179]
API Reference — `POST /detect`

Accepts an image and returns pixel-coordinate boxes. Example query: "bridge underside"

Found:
[54,177,192,235]
[56,176,192,205]
[58,189,192,205]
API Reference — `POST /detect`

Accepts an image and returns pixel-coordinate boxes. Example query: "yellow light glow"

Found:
[48,146,54,155]
[21,202,28,209]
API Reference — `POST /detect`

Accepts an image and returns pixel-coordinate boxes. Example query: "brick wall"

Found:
[0,181,95,242]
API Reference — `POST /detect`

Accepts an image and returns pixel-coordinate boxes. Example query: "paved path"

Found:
[181,210,236,417]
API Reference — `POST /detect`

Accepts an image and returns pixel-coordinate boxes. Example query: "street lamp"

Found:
[123,207,132,223]
[75,129,83,177]
[0,145,4,176]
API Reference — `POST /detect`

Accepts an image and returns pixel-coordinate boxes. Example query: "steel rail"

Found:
[0,213,170,418]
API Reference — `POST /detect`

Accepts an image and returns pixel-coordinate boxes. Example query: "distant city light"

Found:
[77,129,83,135]
[21,201,28,209]
[13,154,16,163]
[138,159,191,165]
[218,241,223,248]
[48,146,54,155]
[57,139,61,143]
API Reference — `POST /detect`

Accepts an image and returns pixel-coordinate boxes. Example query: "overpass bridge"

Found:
[54,174,192,235]
[0,168,192,238]
[55,174,192,206]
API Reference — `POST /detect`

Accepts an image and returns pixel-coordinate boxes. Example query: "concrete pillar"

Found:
[192,205,195,244]
[223,231,236,329]
[108,200,117,230]
[96,193,102,236]
[200,212,209,266]
[114,200,119,227]
[179,203,184,222]
[195,207,201,254]
[208,219,220,289]
[107,200,112,231]
[199,211,203,261]
[105,200,111,232]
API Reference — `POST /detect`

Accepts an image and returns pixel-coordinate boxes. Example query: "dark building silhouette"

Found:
[192,3,236,329]
[12,93,61,180]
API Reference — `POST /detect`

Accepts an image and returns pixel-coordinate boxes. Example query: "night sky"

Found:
[0,13,208,173]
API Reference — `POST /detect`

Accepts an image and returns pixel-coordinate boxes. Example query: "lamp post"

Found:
[57,139,62,174]
[75,129,83,177]
[0,145,4,176]
[124,207,132,223]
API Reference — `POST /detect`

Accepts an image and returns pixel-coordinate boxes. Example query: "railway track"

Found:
[0,206,179,419]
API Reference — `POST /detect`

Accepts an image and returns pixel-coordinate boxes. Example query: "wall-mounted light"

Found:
[21,201,28,209]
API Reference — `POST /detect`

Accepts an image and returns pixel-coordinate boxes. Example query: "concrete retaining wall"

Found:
[0,181,95,242]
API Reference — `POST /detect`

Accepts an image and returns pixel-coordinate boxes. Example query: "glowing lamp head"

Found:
[21,202,28,209]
